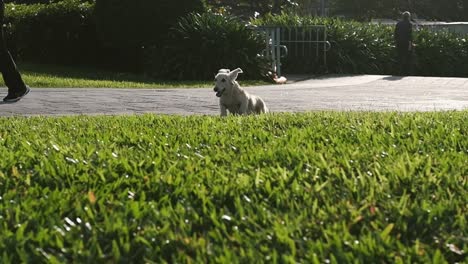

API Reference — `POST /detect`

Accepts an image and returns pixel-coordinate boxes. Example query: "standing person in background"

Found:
[394,11,414,76]
[0,0,29,102]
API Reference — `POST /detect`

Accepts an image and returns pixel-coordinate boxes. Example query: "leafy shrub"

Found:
[5,0,53,3]
[150,12,269,80]
[5,0,93,4]
[95,0,206,46]
[4,0,98,65]
[254,13,468,77]
[94,0,206,72]
[254,14,396,75]
[415,30,468,77]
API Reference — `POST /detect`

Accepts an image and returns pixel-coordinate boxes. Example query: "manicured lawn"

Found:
[0,112,466,262]
[3,63,269,88]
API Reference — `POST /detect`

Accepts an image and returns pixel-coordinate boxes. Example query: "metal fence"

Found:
[257,26,331,76]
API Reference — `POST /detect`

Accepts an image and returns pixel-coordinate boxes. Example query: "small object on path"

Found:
[266,71,287,84]
[273,75,287,84]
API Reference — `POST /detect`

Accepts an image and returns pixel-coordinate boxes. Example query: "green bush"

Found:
[5,0,98,65]
[5,0,50,3]
[150,12,268,80]
[94,0,206,72]
[5,2,466,78]
[254,13,468,77]
[254,14,396,75]
[415,30,468,77]
[95,0,206,46]
[5,0,93,4]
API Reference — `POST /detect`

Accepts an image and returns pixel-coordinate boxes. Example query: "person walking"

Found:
[0,0,29,102]
[394,11,414,76]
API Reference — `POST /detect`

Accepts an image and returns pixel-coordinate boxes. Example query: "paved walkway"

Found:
[0,75,467,116]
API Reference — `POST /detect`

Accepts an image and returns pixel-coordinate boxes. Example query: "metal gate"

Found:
[257,26,331,76]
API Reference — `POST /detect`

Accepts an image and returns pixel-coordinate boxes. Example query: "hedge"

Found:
[4,2,467,78]
[254,13,468,77]
[4,0,98,65]
[5,0,93,4]
[94,0,206,72]
[95,0,206,47]
[149,13,268,80]
[4,0,207,71]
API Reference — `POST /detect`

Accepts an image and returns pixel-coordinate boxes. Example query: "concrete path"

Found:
[0,75,467,116]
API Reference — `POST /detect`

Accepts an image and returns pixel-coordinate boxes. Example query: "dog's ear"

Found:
[229,68,243,81]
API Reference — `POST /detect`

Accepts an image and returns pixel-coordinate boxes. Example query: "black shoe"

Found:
[3,86,31,103]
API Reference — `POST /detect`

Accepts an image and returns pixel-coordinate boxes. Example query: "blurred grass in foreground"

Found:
[0,111,466,262]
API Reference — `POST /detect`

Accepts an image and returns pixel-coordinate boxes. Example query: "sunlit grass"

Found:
[3,63,269,88]
[0,112,466,262]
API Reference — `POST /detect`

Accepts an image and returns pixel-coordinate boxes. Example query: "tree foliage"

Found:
[206,0,300,18]
[5,0,93,3]
[328,0,467,21]
[206,0,467,21]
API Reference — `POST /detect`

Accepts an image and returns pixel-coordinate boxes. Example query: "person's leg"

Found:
[407,49,414,76]
[397,46,411,76]
[0,47,27,94]
[0,0,29,102]
[396,47,405,76]
[402,50,412,76]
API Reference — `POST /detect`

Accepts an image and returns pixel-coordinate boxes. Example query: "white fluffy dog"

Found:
[213,68,268,116]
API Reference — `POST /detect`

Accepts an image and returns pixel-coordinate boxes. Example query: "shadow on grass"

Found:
[16,62,268,88]
[18,62,175,84]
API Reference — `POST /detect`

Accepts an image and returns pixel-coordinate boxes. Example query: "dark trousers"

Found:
[396,45,413,76]
[0,0,26,93]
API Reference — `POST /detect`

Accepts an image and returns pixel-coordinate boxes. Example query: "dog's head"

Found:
[213,68,243,97]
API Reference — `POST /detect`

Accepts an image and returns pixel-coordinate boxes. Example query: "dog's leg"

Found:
[259,99,269,113]
[220,105,227,116]
[239,101,249,115]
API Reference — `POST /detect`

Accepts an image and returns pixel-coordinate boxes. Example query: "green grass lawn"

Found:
[2,63,269,88]
[0,112,466,263]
